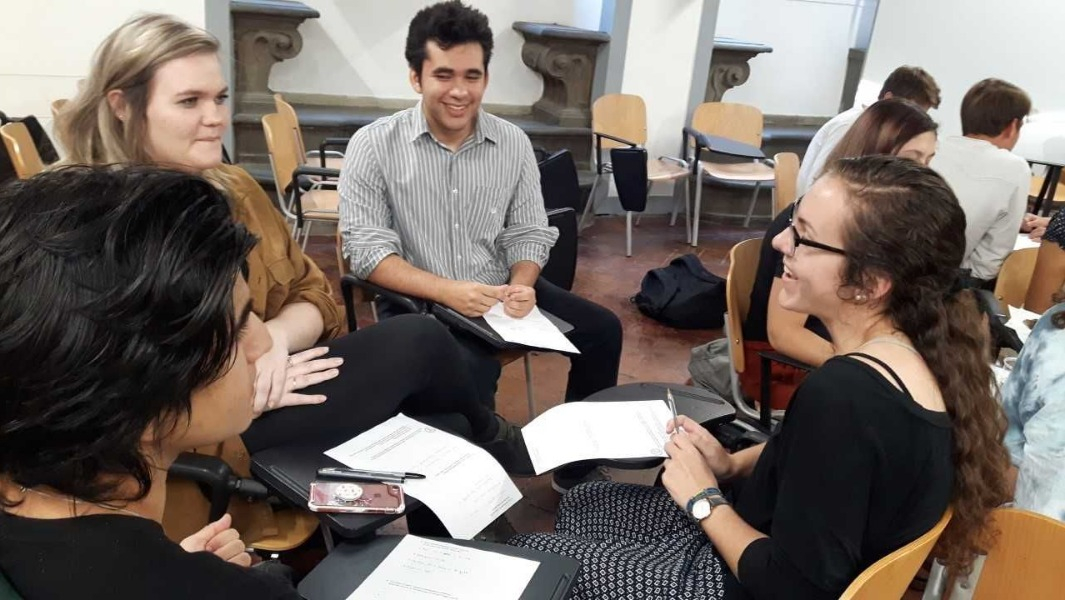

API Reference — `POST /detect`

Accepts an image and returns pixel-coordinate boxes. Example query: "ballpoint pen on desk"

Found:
[666,388,680,436]
[317,467,427,484]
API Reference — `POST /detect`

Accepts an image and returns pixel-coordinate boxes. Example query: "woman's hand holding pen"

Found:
[667,415,734,481]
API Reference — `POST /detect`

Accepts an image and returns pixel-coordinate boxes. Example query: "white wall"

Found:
[0,1,208,133]
[271,0,604,106]
[715,0,855,116]
[619,0,704,162]
[862,0,1065,158]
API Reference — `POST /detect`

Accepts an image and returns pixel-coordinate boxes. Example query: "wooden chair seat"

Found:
[700,160,774,182]
[301,189,339,211]
[648,158,688,182]
[994,247,1039,307]
[248,507,320,553]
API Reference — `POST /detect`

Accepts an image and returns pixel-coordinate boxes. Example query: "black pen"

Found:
[317,467,427,482]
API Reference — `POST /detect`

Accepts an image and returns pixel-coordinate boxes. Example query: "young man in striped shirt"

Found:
[338,0,623,492]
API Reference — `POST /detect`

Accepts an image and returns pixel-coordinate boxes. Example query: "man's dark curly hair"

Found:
[405,0,493,78]
[0,166,256,507]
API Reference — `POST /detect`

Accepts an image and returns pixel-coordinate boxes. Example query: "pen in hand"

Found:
[666,388,682,436]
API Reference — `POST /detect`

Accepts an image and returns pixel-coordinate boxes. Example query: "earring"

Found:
[855,293,867,303]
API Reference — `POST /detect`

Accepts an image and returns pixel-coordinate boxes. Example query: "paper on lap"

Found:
[482,303,579,354]
[1014,234,1042,251]
[325,414,521,540]
[1005,305,1042,344]
[521,400,673,475]
[346,536,539,600]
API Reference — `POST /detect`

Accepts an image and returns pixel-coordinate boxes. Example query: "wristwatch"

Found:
[686,487,729,523]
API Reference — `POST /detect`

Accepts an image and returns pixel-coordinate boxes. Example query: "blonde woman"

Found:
[55,13,533,539]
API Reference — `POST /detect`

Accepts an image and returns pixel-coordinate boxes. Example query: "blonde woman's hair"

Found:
[55,14,233,187]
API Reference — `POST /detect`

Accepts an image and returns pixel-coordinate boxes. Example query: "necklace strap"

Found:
[19,486,144,519]
[856,335,920,356]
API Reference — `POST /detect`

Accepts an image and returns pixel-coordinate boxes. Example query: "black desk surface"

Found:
[298,536,580,600]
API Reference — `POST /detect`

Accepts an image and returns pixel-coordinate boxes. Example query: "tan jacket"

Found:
[162,165,342,543]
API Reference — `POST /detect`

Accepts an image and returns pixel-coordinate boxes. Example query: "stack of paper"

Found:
[326,414,522,540]
[1005,305,1042,344]
[347,536,539,600]
[521,400,673,475]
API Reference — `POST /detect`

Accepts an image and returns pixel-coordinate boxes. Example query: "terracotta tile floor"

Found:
[305,213,765,535]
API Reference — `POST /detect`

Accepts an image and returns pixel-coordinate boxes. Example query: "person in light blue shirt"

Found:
[1002,301,1065,522]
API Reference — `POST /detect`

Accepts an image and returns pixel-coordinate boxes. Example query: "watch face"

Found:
[692,498,712,520]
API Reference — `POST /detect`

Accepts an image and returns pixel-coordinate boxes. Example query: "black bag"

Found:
[633,254,726,329]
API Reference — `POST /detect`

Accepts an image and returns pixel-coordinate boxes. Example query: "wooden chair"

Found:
[839,507,953,600]
[273,93,346,170]
[1,122,45,179]
[993,248,1039,307]
[581,94,691,255]
[689,102,775,242]
[966,508,1065,599]
[772,152,800,216]
[724,238,768,424]
[262,112,340,249]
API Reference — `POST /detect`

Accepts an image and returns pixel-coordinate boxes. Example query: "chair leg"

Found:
[523,354,535,419]
[301,222,311,250]
[684,176,692,245]
[370,299,379,323]
[669,181,681,227]
[578,173,601,231]
[743,182,762,228]
[691,172,704,247]
[625,211,633,257]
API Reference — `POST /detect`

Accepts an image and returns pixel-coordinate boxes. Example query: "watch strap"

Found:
[686,487,728,519]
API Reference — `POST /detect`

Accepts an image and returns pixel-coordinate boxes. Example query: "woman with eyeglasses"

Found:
[742,98,939,410]
[510,155,1010,599]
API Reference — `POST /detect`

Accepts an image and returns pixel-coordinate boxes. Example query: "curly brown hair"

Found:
[827,156,1011,572]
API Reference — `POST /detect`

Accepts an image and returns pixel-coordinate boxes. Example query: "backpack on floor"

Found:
[632,254,726,329]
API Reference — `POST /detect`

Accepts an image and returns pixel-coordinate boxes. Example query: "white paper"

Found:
[346,536,539,600]
[325,414,522,540]
[521,400,673,475]
[1013,234,1042,251]
[482,303,580,354]
[1005,305,1042,344]
[990,364,1012,390]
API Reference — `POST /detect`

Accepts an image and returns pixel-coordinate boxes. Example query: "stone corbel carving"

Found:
[705,38,773,102]
[231,0,320,112]
[513,22,609,127]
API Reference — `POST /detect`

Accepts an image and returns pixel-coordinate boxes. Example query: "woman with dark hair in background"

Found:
[0,167,297,598]
[512,156,1010,600]
[742,97,939,410]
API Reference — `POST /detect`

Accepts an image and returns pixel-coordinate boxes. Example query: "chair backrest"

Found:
[50,98,68,120]
[261,112,300,196]
[993,248,1039,307]
[0,122,45,179]
[691,102,764,147]
[538,149,582,212]
[839,507,953,600]
[725,238,763,375]
[773,152,800,215]
[971,507,1065,599]
[273,93,308,161]
[592,93,648,148]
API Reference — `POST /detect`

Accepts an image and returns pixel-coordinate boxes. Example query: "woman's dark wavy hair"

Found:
[0,166,256,506]
[826,155,1011,572]
[405,0,493,77]
[823,97,938,174]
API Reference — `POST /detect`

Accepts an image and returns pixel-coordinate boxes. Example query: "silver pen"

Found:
[666,388,679,435]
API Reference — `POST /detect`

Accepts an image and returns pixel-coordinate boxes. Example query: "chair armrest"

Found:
[169,453,270,522]
[593,131,639,175]
[682,126,709,172]
[318,137,350,168]
[339,273,428,331]
[756,351,813,429]
[657,155,689,168]
[292,165,341,180]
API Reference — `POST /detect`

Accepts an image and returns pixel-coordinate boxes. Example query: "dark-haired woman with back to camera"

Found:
[511,156,1011,600]
[0,167,298,599]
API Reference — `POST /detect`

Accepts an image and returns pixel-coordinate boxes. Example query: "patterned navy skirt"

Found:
[509,481,734,599]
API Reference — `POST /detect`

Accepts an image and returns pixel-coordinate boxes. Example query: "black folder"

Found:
[298,535,580,600]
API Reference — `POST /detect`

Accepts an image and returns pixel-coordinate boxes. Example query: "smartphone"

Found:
[307,480,405,514]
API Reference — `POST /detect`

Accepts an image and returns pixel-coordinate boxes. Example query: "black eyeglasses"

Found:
[787,202,847,256]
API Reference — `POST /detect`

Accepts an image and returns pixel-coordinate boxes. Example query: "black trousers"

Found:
[242,314,491,454]
[384,278,623,409]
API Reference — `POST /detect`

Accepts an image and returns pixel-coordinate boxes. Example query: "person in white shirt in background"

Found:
[796,65,941,196]
[930,78,1032,287]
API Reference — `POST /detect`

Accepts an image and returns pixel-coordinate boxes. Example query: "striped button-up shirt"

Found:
[339,103,559,285]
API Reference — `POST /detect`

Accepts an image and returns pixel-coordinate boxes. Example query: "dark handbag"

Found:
[633,254,726,329]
